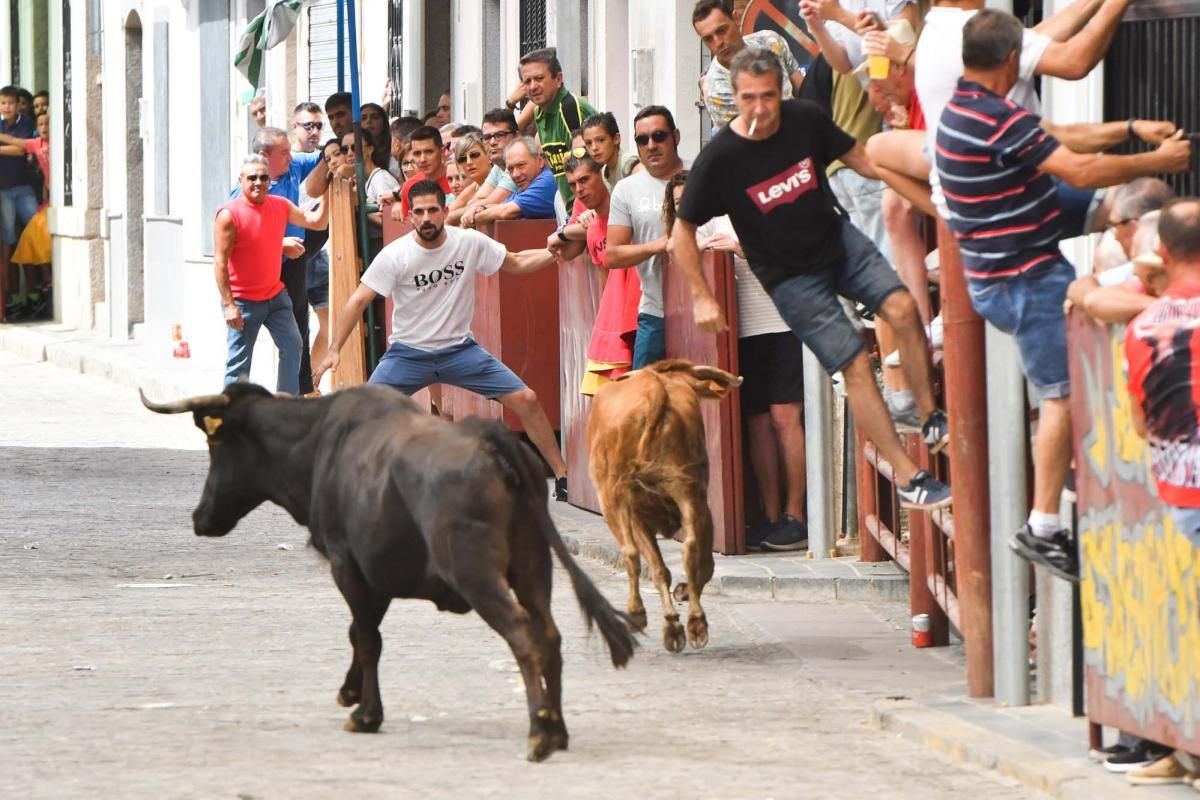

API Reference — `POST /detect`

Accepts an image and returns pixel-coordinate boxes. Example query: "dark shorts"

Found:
[368,338,527,399]
[738,332,805,415]
[766,218,907,374]
[967,259,1072,400]
[306,250,330,309]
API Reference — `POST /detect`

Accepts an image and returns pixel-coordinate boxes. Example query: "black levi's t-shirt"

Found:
[677,99,856,288]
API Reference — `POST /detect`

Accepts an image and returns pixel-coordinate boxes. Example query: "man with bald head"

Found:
[1126,200,1200,539]
[462,137,558,226]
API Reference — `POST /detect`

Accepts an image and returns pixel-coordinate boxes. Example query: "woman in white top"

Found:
[665,172,810,553]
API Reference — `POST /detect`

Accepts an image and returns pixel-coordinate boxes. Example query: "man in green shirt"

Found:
[519,48,597,205]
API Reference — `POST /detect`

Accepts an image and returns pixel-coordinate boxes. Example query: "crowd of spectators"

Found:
[0,84,51,322]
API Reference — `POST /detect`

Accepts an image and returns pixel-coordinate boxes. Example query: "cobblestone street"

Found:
[0,353,1041,799]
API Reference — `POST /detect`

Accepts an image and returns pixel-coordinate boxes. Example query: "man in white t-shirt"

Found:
[607,105,688,369]
[313,179,571,500]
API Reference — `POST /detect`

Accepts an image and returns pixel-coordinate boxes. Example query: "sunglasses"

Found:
[482,130,516,143]
[295,120,323,132]
[1107,217,1137,230]
[245,174,271,183]
[456,149,484,164]
[634,130,672,147]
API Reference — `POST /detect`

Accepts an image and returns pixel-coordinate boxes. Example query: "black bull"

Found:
[141,382,636,762]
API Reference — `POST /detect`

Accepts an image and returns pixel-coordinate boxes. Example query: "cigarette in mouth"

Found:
[748,117,758,136]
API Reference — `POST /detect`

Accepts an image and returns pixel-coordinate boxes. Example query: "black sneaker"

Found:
[745,520,777,552]
[1104,740,1172,773]
[1010,525,1079,583]
[553,476,568,502]
[763,514,809,552]
[1089,743,1132,763]
[896,470,952,510]
[922,410,950,455]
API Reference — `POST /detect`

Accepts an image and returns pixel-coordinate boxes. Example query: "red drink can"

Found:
[912,614,932,648]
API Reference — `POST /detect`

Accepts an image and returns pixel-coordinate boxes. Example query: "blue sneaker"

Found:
[763,514,809,551]
[897,471,952,510]
[745,520,777,552]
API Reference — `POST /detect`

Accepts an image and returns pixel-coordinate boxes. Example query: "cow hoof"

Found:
[337,687,360,708]
[672,582,689,603]
[344,711,382,733]
[628,608,648,632]
[663,620,687,653]
[687,615,709,649]
[527,734,559,762]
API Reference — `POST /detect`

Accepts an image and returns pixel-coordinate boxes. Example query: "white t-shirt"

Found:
[697,216,789,339]
[916,7,1052,217]
[361,226,506,351]
[609,168,673,318]
[365,167,401,205]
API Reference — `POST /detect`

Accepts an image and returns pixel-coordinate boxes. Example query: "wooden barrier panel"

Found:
[558,253,605,513]
[662,252,745,555]
[327,176,367,388]
[441,219,561,431]
[1069,311,1200,755]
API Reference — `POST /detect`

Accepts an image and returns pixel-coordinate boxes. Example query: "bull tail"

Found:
[474,421,637,669]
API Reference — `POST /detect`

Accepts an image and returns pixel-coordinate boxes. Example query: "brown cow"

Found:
[587,360,741,653]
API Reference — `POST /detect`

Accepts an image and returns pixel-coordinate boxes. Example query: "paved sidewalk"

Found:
[2,320,910,605]
[874,695,1197,799]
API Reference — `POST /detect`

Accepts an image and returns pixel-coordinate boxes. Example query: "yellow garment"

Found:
[12,207,50,264]
[579,359,629,396]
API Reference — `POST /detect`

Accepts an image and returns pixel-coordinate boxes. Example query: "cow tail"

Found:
[480,422,637,669]
[628,370,670,490]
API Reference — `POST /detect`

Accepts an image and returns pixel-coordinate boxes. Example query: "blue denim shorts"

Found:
[0,185,39,246]
[368,337,527,399]
[967,260,1072,400]
[767,218,906,374]
[306,250,330,309]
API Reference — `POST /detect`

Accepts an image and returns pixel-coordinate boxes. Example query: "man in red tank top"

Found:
[214,156,328,394]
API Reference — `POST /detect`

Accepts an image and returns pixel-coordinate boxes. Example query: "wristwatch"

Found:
[555,225,570,243]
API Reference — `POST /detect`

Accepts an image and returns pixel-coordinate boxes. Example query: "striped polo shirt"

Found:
[935,79,1063,280]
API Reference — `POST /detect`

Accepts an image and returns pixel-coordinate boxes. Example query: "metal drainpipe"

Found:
[987,324,1031,705]
[803,347,836,558]
[937,221,995,698]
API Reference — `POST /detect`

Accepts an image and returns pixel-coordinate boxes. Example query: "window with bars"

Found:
[387,0,403,116]
[61,0,72,205]
[1104,11,1200,196]
[519,0,547,55]
[10,0,20,79]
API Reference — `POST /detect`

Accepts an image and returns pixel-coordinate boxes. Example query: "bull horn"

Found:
[139,389,231,414]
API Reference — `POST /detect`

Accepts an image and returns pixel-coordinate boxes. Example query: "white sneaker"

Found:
[927,315,944,349]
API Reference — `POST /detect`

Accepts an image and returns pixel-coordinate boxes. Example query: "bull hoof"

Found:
[672,582,689,603]
[687,614,709,649]
[337,687,360,708]
[663,620,687,653]
[628,608,648,632]
[527,734,560,762]
[344,710,382,733]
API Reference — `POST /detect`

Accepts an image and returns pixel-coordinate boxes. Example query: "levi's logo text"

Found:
[412,260,466,291]
[746,158,816,213]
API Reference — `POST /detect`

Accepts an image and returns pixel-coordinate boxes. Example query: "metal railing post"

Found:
[803,346,836,558]
[986,323,1031,705]
[937,221,995,698]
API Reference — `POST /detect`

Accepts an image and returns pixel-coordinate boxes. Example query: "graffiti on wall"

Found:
[1069,312,1200,752]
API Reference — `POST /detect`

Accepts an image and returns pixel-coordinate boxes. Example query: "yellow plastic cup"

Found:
[868,54,890,80]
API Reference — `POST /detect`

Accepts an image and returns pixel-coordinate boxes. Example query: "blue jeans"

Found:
[0,185,38,246]
[632,313,666,369]
[967,260,1072,400]
[223,290,303,395]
